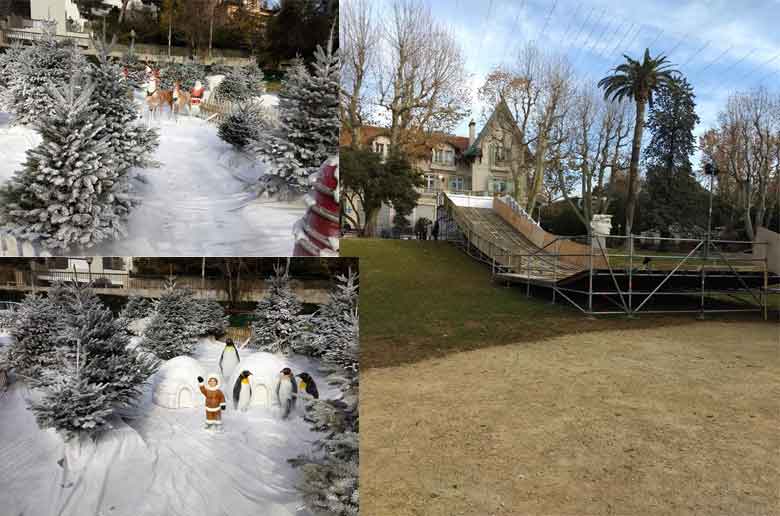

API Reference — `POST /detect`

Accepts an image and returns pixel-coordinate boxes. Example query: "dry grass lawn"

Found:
[360,322,780,516]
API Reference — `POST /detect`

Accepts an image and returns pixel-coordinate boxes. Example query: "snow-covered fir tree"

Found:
[120,295,154,321]
[0,22,86,125]
[0,75,129,250]
[292,307,360,516]
[295,269,358,358]
[218,106,263,149]
[6,293,68,381]
[142,280,200,360]
[215,71,251,103]
[191,298,228,338]
[249,263,303,354]
[158,61,206,90]
[30,283,158,439]
[90,35,159,176]
[251,36,339,196]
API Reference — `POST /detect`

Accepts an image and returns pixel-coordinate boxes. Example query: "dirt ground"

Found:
[360,322,780,516]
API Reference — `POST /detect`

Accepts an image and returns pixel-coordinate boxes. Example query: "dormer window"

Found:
[373,141,388,157]
[433,148,454,166]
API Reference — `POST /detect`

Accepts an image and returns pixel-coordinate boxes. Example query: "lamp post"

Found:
[703,162,719,258]
[130,28,136,56]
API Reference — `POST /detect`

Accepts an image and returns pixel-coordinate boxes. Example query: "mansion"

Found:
[342,102,526,233]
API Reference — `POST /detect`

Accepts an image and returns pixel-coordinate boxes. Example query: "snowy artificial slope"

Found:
[0,338,335,516]
[0,95,303,256]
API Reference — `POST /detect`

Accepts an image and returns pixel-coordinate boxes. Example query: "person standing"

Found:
[432,220,439,241]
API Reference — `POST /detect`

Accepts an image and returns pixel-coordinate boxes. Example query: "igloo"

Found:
[153,356,208,409]
[227,352,290,409]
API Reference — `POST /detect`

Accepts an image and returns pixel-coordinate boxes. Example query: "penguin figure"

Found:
[219,338,240,380]
[276,367,298,419]
[296,372,319,399]
[233,370,253,411]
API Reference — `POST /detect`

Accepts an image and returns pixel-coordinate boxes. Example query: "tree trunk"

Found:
[743,181,754,240]
[362,206,381,237]
[625,98,646,241]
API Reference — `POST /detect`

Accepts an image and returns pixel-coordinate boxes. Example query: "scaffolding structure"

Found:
[436,193,776,320]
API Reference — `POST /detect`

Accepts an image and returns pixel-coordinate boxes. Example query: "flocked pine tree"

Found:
[295,268,358,358]
[120,295,154,321]
[218,106,263,149]
[30,283,158,438]
[1,22,86,125]
[90,34,159,185]
[292,307,360,516]
[191,298,228,338]
[215,71,251,103]
[142,279,200,360]
[250,34,339,197]
[7,293,68,381]
[0,75,129,249]
[249,262,303,354]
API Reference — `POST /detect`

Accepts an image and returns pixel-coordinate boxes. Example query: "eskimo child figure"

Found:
[198,373,227,430]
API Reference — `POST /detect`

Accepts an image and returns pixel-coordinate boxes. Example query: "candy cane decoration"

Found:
[293,157,340,257]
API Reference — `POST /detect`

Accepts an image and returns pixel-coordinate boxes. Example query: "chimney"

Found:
[468,120,476,145]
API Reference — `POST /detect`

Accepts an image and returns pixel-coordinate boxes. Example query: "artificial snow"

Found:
[0,337,334,516]
[226,351,291,409]
[0,94,305,256]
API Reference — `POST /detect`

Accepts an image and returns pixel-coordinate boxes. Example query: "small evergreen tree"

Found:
[295,269,358,358]
[89,35,159,214]
[292,307,359,516]
[158,61,206,90]
[1,23,86,125]
[191,299,228,338]
[7,293,67,380]
[142,281,199,360]
[215,71,251,103]
[0,76,129,250]
[24,283,158,439]
[218,106,262,149]
[120,295,153,320]
[249,263,303,354]
[251,37,339,196]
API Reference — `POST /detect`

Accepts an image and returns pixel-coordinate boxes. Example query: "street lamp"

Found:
[703,162,719,257]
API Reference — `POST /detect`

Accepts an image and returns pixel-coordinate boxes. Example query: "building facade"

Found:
[342,101,525,233]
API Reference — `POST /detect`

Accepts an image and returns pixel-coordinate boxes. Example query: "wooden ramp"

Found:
[439,193,584,284]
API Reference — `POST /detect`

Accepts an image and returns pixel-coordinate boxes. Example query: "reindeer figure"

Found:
[172,81,191,120]
[144,76,174,125]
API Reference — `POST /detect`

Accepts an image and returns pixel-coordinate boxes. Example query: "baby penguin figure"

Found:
[275,367,298,419]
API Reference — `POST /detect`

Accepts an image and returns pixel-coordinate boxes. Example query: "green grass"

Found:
[265,79,282,93]
[341,239,704,368]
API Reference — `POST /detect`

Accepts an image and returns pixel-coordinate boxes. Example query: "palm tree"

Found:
[598,48,678,242]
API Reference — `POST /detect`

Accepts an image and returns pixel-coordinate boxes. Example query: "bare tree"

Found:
[377,0,470,150]
[478,44,573,211]
[703,88,779,239]
[341,0,378,147]
[550,86,631,235]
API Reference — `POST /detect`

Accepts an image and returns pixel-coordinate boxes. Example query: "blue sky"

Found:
[412,0,780,139]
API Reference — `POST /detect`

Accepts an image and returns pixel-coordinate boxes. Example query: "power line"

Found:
[500,0,526,65]
[682,40,710,66]
[475,0,495,63]
[567,6,595,55]
[646,28,665,52]
[607,22,636,59]
[721,48,757,75]
[538,0,559,40]
[597,17,628,59]
[663,32,689,58]
[584,15,616,63]
[560,1,583,43]
[738,51,780,81]
[698,45,733,73]
[573,7,608,66]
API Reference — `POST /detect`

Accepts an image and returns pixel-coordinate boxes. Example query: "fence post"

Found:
[588,233,594,317]
[628,234,634,316]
